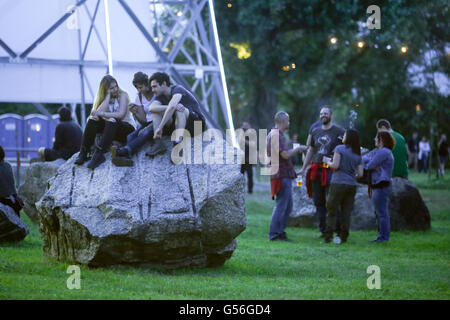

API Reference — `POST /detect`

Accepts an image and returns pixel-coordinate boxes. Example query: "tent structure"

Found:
[0,0,236,143]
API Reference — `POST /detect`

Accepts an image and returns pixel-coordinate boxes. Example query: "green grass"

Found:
[0,173,449,299]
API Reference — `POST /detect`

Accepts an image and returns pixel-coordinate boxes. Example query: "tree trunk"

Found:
[250,87,278,130]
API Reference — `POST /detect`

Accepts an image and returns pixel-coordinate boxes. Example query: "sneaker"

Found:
[86,150,106,170]
[74,148,88,165]
[270,236,292,242]
[333,236,341,244]
[146,140,167,157]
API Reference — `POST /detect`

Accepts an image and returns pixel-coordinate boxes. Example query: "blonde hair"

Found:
[93,75,129,110]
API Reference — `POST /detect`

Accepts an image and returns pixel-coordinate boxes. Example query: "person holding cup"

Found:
[298,106,345,238]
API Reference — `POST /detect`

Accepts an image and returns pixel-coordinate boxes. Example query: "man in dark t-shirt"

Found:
[36,107,82,162]
[149,72,205,149]
[299,106,345,238]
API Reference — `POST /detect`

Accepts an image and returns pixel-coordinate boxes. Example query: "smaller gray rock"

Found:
[18,159,65,222]
[289,184,316,228]
[0,203,29,243]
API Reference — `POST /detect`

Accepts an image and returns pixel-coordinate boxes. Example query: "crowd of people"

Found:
[264,107,436,245]
[0,71,448,247]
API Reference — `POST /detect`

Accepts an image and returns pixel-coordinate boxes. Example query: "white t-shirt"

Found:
[109,98,136,128]
[134,93,154,125]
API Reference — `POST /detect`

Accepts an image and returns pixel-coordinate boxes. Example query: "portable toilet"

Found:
[0,114,24,158]
[23,114,52,158]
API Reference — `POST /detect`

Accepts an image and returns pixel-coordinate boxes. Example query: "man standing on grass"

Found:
[299,106,345,239]
[376,119,408,179]
[267,111,307,242]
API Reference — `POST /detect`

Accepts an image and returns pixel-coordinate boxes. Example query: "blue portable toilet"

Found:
[0,114,24,158]
[23,114,52,158]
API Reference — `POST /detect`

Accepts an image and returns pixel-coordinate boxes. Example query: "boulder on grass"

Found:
[289,178,430,231]
[18,159,65,222]
[37,137,246,268]
[0,203,29,243]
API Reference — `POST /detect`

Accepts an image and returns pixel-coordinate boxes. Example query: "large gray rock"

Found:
[37,137,246,268]
[289,177,430,231]
[0,203,29,243]
[18,159,65,223]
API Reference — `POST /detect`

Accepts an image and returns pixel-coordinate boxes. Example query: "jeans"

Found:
[269,178,293,240]
[324,184,357,241]
[311,170,341,234]
[125,125,154,155]
[372,185,392,241]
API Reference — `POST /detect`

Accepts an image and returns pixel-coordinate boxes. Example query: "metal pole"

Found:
[77,11,87,129]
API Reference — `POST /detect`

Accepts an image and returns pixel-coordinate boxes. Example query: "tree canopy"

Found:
[215,0,449,147]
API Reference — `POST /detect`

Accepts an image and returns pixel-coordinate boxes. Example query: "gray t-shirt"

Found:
[330,144,362,186]
[310,124,345,163]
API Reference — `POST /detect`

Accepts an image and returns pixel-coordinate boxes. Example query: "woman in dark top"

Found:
[0,146,22,216]
[37,107,82,162]
[362,131,395,243]
[324,129,364,244]
[74,75,135,170]
[438,134,448,177]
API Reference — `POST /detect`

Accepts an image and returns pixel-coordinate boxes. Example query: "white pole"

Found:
[104,0,113,75]
[208,0,237,147]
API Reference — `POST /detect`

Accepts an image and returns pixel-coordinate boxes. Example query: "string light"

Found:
[357,41,365,48]
[330,37,338,44]
[227,3,232,8]
[401,46,408,53]
[177,11,183,17]
[416,104,421,112]
[291,63,296,69]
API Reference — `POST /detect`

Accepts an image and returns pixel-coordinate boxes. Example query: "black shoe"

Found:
[111,146,129,158]
[74,148,88,165]
[86,150,106,170]
[371,239,388,243]
[146,140,167,157]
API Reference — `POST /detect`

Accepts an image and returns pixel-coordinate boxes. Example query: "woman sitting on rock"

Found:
[75,75,135,169]
[362,131,395,243]
[0,145,23,217]
[323,129,364,244]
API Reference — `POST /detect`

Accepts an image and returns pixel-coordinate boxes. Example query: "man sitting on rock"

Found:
[112,72,157,166]
[150,72,206,147]
[33,107,82,163]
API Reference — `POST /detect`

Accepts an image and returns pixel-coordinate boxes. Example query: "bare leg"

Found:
[174,109,189,143]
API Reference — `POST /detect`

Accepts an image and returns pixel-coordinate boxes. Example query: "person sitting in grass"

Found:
[0,145,23,217]
[323,129,364,244]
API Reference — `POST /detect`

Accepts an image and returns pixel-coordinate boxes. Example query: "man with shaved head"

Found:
[267,111,307,241]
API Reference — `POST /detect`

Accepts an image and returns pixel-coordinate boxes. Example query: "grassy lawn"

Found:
[0,172,448,299]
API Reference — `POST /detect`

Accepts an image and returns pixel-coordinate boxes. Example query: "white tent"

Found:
[0,0,235,137]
